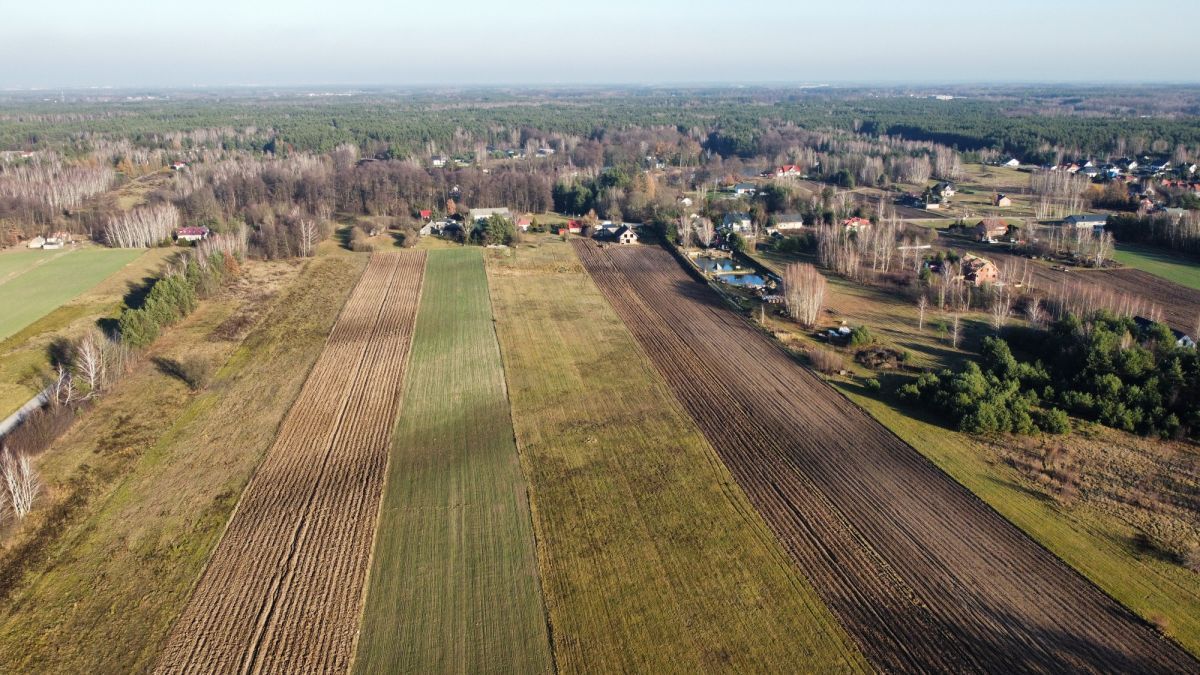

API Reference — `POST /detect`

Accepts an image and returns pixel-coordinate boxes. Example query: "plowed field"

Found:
[155,251,426,673]
[575,240,1197,674]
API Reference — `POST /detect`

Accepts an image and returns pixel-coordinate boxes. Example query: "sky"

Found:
[4,0,1198,88]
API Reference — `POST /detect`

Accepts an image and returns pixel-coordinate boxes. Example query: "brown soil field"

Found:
[947,236,1200,334]
[155,251,426,673]
[574,239,1197,673]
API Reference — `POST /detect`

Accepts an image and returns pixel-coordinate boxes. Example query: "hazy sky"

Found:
[4,0,1198,88]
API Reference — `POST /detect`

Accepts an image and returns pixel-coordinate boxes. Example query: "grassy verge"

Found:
[836,386,1200,657]
[1114,243,1200,292]
[0,248,146,340]
[0,255,366,672]
[486,237,867,672]
[355,249,552,673]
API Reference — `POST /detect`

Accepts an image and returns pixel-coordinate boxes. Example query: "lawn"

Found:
[1113,243,1200,292]
[0,248,173,419]
[0,255,366,672]
[355,248,552,673]
[0,247,145,341]
[485,237,866,672]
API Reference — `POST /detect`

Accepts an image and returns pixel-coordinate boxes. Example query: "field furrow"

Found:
[575,239,1197,674]
[155,251,426,674]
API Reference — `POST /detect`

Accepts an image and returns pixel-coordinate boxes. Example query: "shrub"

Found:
[848,326,873,346]
[1033,407,1071,434]
[809,348,844,374]
[863,378,881,392]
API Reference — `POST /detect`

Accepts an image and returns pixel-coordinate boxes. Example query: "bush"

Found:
[154,356,213,391]
[1033,407,1071,434]
[863,378,881,392]
[809,348,844,374]
[848,326,873,347]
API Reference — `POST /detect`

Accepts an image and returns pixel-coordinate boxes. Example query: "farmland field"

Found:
[575,239,1197,673]
[487,238,867,672]
[156,252,426,673]
[1113,243,1200,292]
[0,247,145,340]
[355,249,551,673]
[0,255,363,672]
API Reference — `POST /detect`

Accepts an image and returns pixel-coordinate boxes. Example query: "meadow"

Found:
[0,248,145,341]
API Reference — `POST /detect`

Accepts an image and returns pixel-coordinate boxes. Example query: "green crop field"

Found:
[485,238,866,672]
[1113,244,1200,292]
[0,248,145,340]
[354,249,553,673]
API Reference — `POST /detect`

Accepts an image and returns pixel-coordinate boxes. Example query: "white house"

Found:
[26,236,46,249]
[733,183,757,196]
[176,226,210,242]
[1063,214,1108,229]
[1001,158,1020,168]
[773,214,806,231]
[469,207,512,224]
[722,212,752,234]
[431,156,448,168]
[614,225,638,245]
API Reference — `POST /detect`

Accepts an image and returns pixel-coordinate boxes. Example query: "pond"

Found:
[694,256,744,274]
[720,273,767,287]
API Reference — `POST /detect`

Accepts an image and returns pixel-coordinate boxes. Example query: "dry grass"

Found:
[485,237,867,672]
[0,255,365,673]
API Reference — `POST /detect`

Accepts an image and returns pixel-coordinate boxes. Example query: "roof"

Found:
[734,182,756,190]
[842,217,871,228]
[177,226,209,236]
[775,213,805,223]
[1064,214,1108,223]
[614,225,635,237]
[776,165,801,173]
[723,212,751,223]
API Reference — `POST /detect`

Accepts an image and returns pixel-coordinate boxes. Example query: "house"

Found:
[1000,158,1020,168]
[960,254,1000,287]
[614,225,638,245]
[774,165,803,179]
[934,182,956,198]
[175,226,210,242]
[515,215,533,232]
[1080,166,1101,178]
[1063,214,1108,229]
[170,161,188,171]
[722,212,752,234]
[772,214,806,231]
[418,209,432,221]
[26,236,45,249]
[993,193,1012,207]
[469,207,512,224]
[418,222,437,237]
[430,156,448,168]
[564,219,583,234]
[41,237,64,250]
[536,147,555,156]
[842,216,871,232]
[975,218,1009,243]
[1134,316,1197,349]
[733,182,757,196]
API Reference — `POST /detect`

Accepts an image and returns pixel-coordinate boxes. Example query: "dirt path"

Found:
[575,240,1197,674]
[155,251,426,673]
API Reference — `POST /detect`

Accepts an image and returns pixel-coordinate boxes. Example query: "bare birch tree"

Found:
[917,294,928,331]
[951,314,962,348]
[695,217,715,249]
[104,204,181,248]
[1,446,40,520]
[75,329,107,398]
[990,288,1012,332]
[783,262,827,328]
